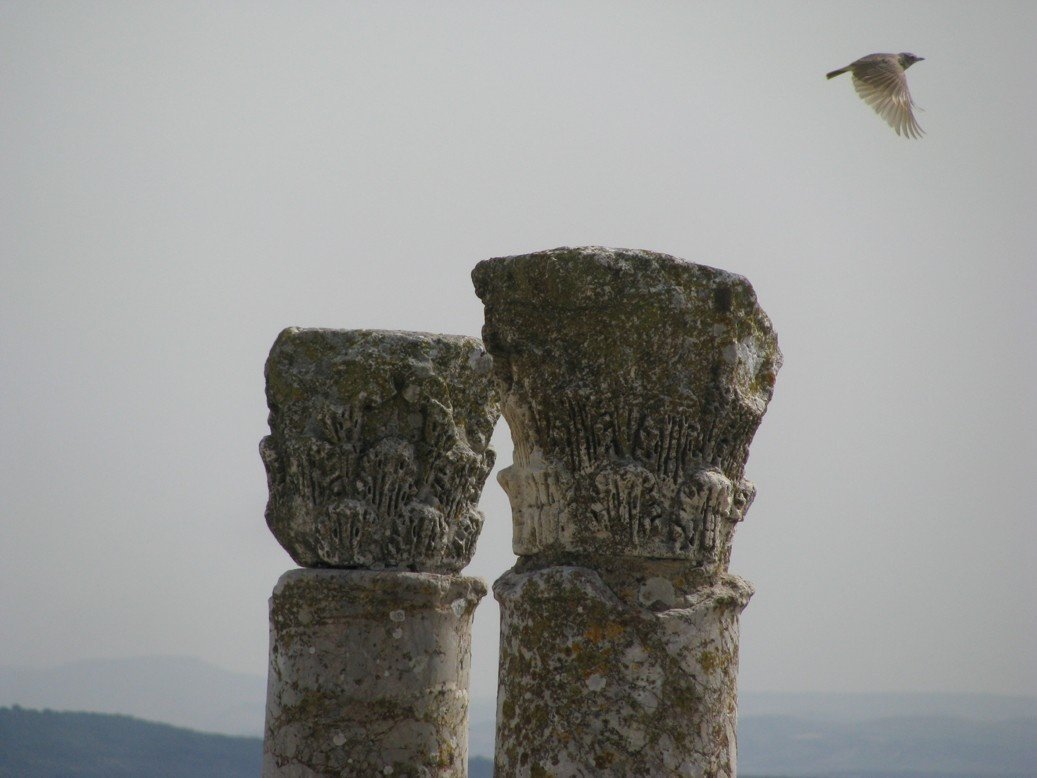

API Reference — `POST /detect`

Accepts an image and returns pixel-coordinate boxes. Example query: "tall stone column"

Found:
[473,247,782,777]
[259,328,500,777]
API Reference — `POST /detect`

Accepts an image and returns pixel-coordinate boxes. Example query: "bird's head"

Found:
[899,53,924,69]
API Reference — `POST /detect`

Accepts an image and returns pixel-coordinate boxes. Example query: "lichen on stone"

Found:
[263,569,485,777]
[260,328,500,572]
[474,247,781,776]
[472,246,781,566]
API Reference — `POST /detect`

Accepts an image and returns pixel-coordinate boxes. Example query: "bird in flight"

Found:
[827,52,925,138]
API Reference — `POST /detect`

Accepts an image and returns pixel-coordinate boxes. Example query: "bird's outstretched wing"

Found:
[851,58,924,139]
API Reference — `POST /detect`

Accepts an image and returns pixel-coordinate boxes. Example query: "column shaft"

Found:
[264,569,485,776]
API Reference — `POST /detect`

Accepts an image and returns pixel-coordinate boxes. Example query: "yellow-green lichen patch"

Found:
[494,563,745,775]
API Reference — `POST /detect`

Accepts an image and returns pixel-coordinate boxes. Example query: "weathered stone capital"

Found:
[260,328,500,572]
[472,247,781,568]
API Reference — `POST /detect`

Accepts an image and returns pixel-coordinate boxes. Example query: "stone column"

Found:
[259,328,500,777]
[473,247,782,777]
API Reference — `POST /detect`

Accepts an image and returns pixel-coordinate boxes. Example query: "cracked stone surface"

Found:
[260,328,500,572]
[262,569,486,777]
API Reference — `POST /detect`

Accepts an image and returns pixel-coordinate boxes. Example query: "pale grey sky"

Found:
[2,1,1034,704]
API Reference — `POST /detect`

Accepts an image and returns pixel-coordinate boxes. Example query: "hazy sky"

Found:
[2,2,1034,704]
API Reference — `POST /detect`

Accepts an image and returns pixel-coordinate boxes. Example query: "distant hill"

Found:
[738,714,1036,776]
[0,708,493,778]
[0,657,265,737]
[2,705,1034,777]
[0,707,260,777]
[3,658,1035,774]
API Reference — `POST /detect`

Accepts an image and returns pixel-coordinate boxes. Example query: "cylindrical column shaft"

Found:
[264,569,485,776]
[494,561,752,776]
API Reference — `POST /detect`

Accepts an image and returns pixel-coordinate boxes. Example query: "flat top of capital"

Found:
[477,245,747,277]
[274,327,484,348]
[267,328,492,376]
[472,245,763,311]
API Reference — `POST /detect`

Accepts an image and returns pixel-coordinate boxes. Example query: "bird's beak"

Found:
[917,57,925,61]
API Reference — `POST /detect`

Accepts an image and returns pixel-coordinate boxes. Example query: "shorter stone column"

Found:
[260,328,500,777]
